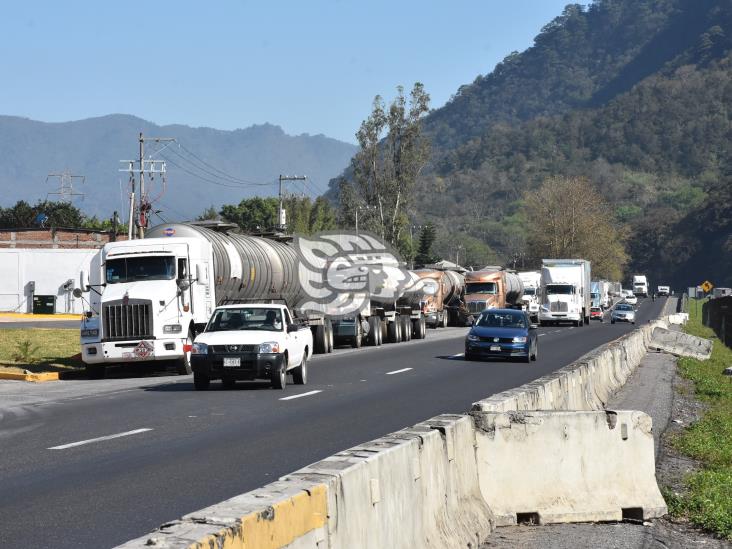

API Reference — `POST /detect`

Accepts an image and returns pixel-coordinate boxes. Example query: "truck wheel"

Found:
[411,318,422,340]
[176,330,194,375]
[401,316,411,341]
[395,318,403,343]
[86,364,106,380]
[368,316,380,346]
[271,357,286,390]
[325,320,334,353]
[442,313,448,328]
[381,319,388,343]
[387,320,398,343]
[293,353,308,385]
[314,324,327,354]
[352,321,363,348]
[193,373,210,390]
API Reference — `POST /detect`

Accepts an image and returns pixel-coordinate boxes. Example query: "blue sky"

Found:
[0,1,575,144]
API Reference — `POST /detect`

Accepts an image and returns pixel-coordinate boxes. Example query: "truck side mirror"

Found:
[80,270,90,292]
[196,264,208,284]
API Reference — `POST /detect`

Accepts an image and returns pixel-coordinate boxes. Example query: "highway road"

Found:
[0,297,666,548]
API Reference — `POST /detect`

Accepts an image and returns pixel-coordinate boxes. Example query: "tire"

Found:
[368,316,380,346]
[387,319,398,343]
[611,319,616,324]
[222,377,236,389]
[573,320,580,327]
[521,350,531,363]
[271,356,287,389]
[402,316,412,341]
[86,364,106,379]
[465,350,477,361]
[326,320,334,353]
[314,324,327,354]
[442,312,449,328]
[381,318,388,344]
[193,373,210,390]
[293,352,308,385]
[352,321,363,348]
[176,329,194,375]
[412,318,424,340]
[531,341,538,361]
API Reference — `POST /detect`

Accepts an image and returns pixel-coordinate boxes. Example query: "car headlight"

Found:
[81,328,99,337]
[466,333,480,342]
[163,324,183,334]
[191,342,208,354]
[258,341,280,353]
[512,336,527,343]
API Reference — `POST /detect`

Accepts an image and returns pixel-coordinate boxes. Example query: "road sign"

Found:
[701,280,714,293]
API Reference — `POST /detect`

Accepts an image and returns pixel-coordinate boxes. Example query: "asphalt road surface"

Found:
[0,298,667,548]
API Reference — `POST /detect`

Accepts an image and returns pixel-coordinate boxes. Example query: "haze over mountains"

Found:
[0,114,357,220]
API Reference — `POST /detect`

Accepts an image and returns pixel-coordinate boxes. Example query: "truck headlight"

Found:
[163,324,183,333]
[259,341,280,353]
[191,342,208,354]
[81,328,99,337]
[512,336,527,343]
[466,333,479,342]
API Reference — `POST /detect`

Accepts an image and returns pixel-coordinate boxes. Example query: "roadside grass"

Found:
[667,298,732,539]
[0,328,82,373]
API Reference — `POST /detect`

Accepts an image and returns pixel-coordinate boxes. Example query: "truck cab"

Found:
[190,303,312,390]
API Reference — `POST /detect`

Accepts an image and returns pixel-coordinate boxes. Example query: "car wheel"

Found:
[222,377,236,389]
[611,319,616,324]
[465,350,477,361]
[531,342,538,361]
[522,351,531,363]
[293,353,307,385]
[271,357,287,389]
[193,373,210,390]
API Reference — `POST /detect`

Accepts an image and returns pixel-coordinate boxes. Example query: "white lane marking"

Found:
[569,327,575,330]
[279,390,322,401]
[386,367,413,375]
[538,334,546,337]
[451,353,465,358]
[48,428,153,450]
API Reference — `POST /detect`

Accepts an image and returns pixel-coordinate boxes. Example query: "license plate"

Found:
[223,357,240,368]
[490,345,501,351]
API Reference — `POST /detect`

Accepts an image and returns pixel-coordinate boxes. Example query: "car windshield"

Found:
[546,284,574,295]
[106,256,175,284]
[591,307,601,312]
[617,305,633,311]
[476,312,527,329]
[206,307,284,332]
[466,282,497,294]
[523,287,535,296]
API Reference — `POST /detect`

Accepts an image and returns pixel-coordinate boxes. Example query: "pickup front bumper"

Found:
[191,351,284,380]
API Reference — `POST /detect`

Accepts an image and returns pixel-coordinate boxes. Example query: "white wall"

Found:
[0,249,99,314]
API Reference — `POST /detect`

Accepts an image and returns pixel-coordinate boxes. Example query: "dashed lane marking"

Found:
[48,428,153,450]
[279,390,322,401]
[386,368,413,375]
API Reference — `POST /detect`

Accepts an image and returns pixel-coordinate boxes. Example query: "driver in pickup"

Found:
[264,310,283,331]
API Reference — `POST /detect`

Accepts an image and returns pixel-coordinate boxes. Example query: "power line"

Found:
[160,153,276,190]
[176,142,272,187]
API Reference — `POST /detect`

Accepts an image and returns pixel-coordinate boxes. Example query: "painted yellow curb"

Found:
[0,371,60,382]
[190,484,328,549]
[0,313,81,320]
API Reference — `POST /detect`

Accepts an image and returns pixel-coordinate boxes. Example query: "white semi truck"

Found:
[518,271,541,322]
[632,274,649,297]
[78,222,429,378]
[539,259,591,327]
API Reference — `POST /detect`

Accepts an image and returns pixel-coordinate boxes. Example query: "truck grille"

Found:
[549,301,568,312]
[467,301,486,314]
[103,301,153,340]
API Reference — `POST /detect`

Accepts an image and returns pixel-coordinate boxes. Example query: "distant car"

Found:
[465,309,538,363]
[590,306,604,321]
[624,294,638,305]
[621,289,633,298]
[611,303,636,324]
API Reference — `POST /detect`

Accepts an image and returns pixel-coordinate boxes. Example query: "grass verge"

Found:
[0,328,82,373]
[666,298,732,539]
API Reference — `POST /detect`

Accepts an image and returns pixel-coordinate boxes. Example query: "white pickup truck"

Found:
[190,303,313,390]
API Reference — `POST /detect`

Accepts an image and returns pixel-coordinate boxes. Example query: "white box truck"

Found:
[518,271,541,322]
[539,259,591,327]
[633,275,649,297]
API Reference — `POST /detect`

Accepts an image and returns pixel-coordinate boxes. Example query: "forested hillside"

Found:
[345,0,732,287]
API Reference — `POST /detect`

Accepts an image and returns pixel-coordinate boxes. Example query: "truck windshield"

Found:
[106,256,175,284]
[206,308,284,332]
[523,287,535,296]
[466,282,497,294]
[546,284,574,295]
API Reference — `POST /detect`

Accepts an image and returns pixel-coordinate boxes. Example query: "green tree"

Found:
[197,205,220,221]
[220,197,278,232]
[220,196,336,234]
[414,223,439,266]
[340,83,431,254]
[0,200,86,229]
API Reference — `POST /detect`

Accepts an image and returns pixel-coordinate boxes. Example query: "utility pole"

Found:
[278,175,307,231]
[46,170,85,203]
[120,133,174,239]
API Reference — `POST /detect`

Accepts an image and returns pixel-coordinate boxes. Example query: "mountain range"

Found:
[0,114,356,221]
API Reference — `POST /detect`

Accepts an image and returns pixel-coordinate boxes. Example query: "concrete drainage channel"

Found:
[118,312,711,549]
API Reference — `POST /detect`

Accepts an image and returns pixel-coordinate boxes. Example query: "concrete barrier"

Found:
[649,327,712,360]
[119,317,680,549]
[472,410,667,526]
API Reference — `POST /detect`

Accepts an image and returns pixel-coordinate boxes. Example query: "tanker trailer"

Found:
[464,267,524,318]
[399,269,464,329]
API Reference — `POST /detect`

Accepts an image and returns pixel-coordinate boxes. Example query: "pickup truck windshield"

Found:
[545,284,574,295]
[106,256,175,284]
[466,282,497,294]
[206,307,284,332]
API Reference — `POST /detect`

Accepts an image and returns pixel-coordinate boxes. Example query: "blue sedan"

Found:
[465,309,538,363]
